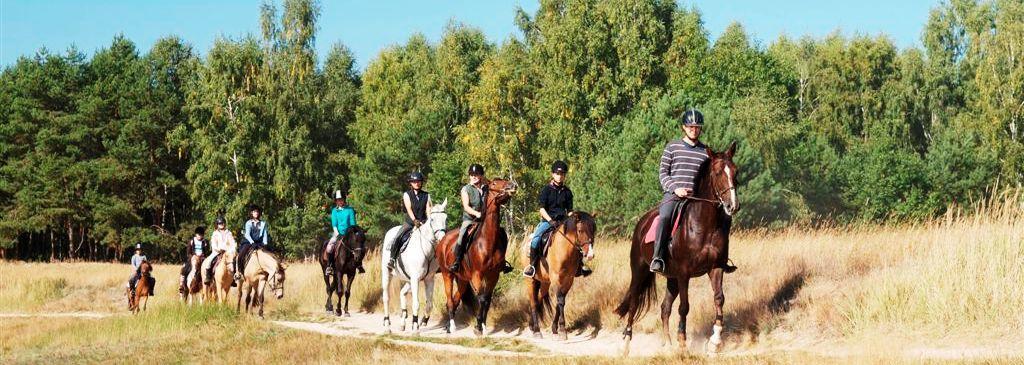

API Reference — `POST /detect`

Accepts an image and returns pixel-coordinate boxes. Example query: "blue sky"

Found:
[1,0,938,69]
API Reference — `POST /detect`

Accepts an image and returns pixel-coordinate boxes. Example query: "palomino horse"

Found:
[522,212,597,340]
[204,252,235,304]
[437,178,517,335]
[236,249,287,318]
[128,261,154,314]
[182,254,204,305]
[615,142,740,355]
[319,225,367,316]
[380,200,448,333]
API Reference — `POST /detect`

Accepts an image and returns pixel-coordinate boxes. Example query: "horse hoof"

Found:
[344,312,351,318]
[473,327,482,336]
[532,332,542,339]
[560,333,568,341]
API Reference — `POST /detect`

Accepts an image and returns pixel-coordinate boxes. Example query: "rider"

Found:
[448,164,486,272]
[180,226,209,294]
[235,205,269,281]
[524,161,591,278]
[126,243,147,295]
[650,109,737,273]
[324,189,362,275]
[202,216,237,285]
[388,172,431,270]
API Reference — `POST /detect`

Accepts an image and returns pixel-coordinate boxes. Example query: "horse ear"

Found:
[705,146,715,157]
[726,141,737,159]
[441,198,448,209]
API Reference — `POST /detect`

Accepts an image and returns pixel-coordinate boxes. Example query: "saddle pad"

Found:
[643,203,686,244]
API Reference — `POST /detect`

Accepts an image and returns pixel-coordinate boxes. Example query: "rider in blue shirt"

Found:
[324,190,362,275]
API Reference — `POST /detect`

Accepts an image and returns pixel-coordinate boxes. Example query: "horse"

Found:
[204,251,235,304]
[319,225,367,316]
[436,178,518,336]
[182,254,204,305]
[521,212,597,340]
[236,249,287,318]
[614,142,740,355]
[128,261,153,314]
[380,200,449,333]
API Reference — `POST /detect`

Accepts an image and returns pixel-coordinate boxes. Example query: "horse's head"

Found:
[705,141,740,216]
[139,261,152,275]
[428,199,449,241]
[567,212,597,261]
[270,263,287,299]
[349,226,367,249]
[486,178,517,206]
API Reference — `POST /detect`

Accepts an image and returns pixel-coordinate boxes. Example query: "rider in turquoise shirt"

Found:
[325,190,361,274]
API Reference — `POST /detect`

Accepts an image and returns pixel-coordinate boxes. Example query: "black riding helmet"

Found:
[249,204,262,214]
[681,109,704,126]
[468,164,485,176]
[551,160,569,174]
[195,226,206,235]
[407,172,426,182]
[214,216,226,225]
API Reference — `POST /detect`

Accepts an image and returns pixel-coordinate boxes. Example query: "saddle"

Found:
[396,229,414,255]
[211,253,223,269]
[643,201,687,245]
[452,223,482,254]
[540,222,561,257]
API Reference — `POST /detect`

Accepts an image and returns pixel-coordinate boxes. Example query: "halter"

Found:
[552,217,594,257]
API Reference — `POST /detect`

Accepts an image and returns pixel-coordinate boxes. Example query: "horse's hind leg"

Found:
[706,269,725,353]
[677,277,691,352]
[661,278,680,347]
[323,265,335,313]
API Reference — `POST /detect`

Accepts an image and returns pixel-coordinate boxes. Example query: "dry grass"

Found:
[1,192,1023,362]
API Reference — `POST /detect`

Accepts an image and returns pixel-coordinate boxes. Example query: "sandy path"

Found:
[0,312,115,319]
[271,311,682,358]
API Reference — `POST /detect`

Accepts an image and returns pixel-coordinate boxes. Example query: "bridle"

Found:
[553,217,594,257]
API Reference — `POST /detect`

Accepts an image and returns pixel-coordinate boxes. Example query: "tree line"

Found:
[1,0,1021,261]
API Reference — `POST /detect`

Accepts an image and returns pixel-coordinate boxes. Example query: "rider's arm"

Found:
[347,208,356,227]
[426,195,433,216]
[461,187,481,218]
[659,142,673,193]
[403,192,417,223]
[261,223,268,245]
[330,210,340,238]
[566,189,574,214]
[243,221,255,244]
[539,208,554,223]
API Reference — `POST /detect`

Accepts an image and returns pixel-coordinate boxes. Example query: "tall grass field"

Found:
[1,193,1022,363]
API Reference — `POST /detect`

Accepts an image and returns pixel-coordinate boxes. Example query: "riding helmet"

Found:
[407,172,426,182]
[249,204,262,214]
[135,243,143,250]
[467,164,485,176]
[681,109,704,126]
[195,226,206,235]
[551,160,569,174]
[333,189,347,200]
[214,216,226,225]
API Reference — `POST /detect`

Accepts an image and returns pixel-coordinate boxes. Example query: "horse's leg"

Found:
[677,277,691,352]
[334,269,345,316]
[422,272,435,328]
[343,273,354,317]
[441,272,458,334]
[381,271,392,333]
[661,278,680,347]
[257,278,266,318]
[707,269,725,353]
[527,279,542,337]
[323,263,334,313]
[399,282,411,332]
[553,275,574,341]
[409,277,421,333]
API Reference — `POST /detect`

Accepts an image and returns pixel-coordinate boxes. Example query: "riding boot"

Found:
[448,241,465,272]
[523,246,541,278]
[650,238,666,273]
[387,239,402,270]
[323,250,334,276]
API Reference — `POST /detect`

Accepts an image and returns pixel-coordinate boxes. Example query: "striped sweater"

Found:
[659,138,709,193]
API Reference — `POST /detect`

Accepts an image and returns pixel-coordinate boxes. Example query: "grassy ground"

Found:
[1,193,1022,363]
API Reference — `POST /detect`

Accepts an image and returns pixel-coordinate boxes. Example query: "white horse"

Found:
[381,199,448,333]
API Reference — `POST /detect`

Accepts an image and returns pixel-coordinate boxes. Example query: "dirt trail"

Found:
[0,312,114,319]
[271,312,688,358]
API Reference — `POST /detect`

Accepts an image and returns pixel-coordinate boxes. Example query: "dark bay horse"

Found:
[523,212,597,340]
[436,178,517,335]
[319,225,367,316]
[615,142,740,355]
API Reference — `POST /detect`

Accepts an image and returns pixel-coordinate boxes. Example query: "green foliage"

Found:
[1,0,1022,260]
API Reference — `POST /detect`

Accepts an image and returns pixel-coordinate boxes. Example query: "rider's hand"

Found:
[414,220,422,227]
[674,188,691,198]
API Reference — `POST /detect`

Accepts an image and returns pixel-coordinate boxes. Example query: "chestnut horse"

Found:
[128,261,153,313]
[182,254,204,305]
[522,212,597,340]
[319,225,367,316]
[614,142,740,355]
[436,178,517,335]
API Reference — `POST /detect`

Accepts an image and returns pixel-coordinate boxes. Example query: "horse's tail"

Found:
[614,211,659,322]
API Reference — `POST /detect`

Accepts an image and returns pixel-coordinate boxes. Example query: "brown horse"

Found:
[319,225,367,316]
[128,261,153,314]
[182,254,204,305]
[522,212,597,340]
[614,142,740,355]
[436,178,517,335]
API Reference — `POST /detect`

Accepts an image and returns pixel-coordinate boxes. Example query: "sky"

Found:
[0,0,939,69]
